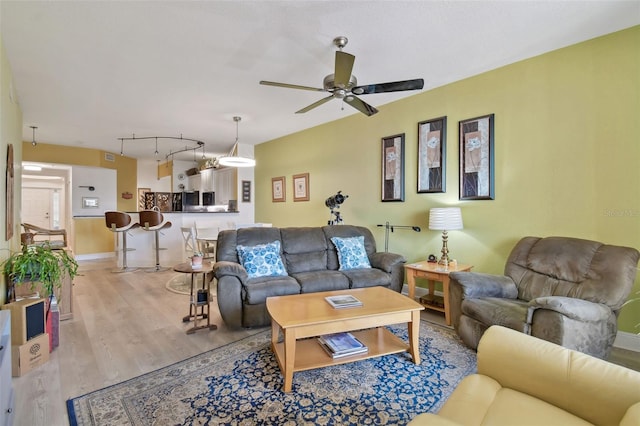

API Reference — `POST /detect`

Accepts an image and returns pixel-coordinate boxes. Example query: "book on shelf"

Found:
[318,332,368,359]
[325,294,363,309]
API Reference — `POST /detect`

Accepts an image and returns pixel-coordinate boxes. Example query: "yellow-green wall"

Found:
[255,26,640,333]
[1,35,24,305]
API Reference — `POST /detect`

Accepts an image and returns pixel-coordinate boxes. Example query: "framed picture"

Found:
[241,180,251,203]
[417,116,446,193]
[138,188,150,211]
[5,144,14,240]
[459,114,495,200]
[271,176,286,202]
[292,173,309,202]
[381,133,405,202]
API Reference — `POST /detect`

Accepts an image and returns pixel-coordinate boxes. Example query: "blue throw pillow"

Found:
[330,236,371,271]
[236,240,288,279]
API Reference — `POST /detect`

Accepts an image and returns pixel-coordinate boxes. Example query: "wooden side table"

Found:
[404,261,473,326]
[173,261,218,334]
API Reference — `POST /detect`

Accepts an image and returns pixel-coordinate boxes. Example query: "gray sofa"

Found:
[213,225,406,328]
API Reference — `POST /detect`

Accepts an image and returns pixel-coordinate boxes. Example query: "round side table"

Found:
[173,261,218,334]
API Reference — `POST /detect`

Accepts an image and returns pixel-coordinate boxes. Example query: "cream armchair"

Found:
[409,325,640,426]
[448,236,639,359]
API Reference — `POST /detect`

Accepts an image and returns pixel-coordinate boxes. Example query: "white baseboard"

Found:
[403,283,640,353]
[75,252,114,261]
[614,330,640,352]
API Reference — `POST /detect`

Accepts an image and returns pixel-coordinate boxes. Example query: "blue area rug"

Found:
[67,320,476,425]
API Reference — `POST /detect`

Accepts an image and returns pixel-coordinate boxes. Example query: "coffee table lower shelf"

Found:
[272,327,408,374]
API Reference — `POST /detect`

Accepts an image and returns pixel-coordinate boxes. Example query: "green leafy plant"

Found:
[2,242,79,300]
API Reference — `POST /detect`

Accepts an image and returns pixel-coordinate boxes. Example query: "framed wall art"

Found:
[5,144,14,240]
[292,173,309,202]
[417,116,446,193]
[138,188,150,211]
[271,176,286,202]
[459,114,495,200]
[241,180,251,202]
[381,133,405,202]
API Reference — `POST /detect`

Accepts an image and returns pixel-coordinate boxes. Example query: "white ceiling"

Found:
[2,1,639,162]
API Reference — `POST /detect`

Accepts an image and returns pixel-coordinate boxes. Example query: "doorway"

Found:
[21,163,72,248]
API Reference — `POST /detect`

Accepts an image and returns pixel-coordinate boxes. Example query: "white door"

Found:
[22,188,58,229]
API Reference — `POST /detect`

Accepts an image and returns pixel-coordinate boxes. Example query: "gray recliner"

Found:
[449,236,640,359]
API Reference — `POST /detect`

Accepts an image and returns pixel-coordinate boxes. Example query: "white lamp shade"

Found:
[429,207,463,231]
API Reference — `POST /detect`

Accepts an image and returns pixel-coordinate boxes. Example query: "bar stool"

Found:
[105,211,140,273]
[138,210,172,272]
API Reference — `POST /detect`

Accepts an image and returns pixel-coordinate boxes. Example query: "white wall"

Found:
[71,166,117,216]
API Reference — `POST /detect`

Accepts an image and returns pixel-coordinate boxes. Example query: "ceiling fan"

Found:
[260,36,424,117]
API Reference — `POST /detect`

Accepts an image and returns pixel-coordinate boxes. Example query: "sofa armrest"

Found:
[449,271,518,299]
[621,402,640,426]
[213,260,248,282]
[369,251,406,273]
[527,296,612,322]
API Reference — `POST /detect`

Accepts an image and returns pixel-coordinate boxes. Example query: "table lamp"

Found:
[428,207,463,268]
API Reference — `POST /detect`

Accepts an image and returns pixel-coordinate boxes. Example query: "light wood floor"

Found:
[11,259,261,426]
[11,259,640,426]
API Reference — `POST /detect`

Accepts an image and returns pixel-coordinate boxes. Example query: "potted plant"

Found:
[190,250,204,268]
[2,241,79,311]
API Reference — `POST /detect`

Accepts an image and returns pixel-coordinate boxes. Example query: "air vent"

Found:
[104,153,115,162]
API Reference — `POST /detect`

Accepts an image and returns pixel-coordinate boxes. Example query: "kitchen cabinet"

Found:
[200,168,214,192]
[214,168,237,206]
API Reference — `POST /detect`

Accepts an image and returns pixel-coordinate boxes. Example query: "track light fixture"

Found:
[117,135,205,160]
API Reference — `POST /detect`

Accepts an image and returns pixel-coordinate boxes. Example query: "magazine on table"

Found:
[318,339,368,359]
[325,294,363,309]
[318,332,367,358]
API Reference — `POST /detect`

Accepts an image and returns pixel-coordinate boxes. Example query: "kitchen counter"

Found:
[73,210,254,265]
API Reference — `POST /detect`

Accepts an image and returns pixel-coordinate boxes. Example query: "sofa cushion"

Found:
[330,236,371,270]
[291,270,350,293]
[461,298,529,333]
[323,225,377,270]
[243,275,300,305]
[281,227,328,274]
[236,240,287,278]
[342,268,391,289]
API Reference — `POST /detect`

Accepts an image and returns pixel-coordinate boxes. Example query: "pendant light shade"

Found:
[218,116,256,167]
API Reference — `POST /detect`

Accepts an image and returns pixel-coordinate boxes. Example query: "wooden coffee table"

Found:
[266,286,424,392]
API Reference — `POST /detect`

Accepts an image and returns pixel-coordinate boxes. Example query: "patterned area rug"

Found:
[67,321,476,425]
[165,273,216,297]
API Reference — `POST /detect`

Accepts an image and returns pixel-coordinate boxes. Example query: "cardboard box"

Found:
[11,333,50,377]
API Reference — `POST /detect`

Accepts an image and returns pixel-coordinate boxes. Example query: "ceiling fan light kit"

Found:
[260,36,424,116]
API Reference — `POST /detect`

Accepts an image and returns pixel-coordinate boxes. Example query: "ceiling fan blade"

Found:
[260,80,324,92]
[334,51,355,89]
[295,95,335,114]
[351,78,424,95]
[344,95,379,116]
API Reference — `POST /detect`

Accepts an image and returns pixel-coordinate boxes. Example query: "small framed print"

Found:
[272,176,286,202]
[418,116,446,193]
[459,113,495,200]
[381,133,405,202]
[292,173,309,202]
[242,180,251,202]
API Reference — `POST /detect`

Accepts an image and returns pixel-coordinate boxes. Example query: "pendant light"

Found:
[30,126,38,146]
[218,116,256,167]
